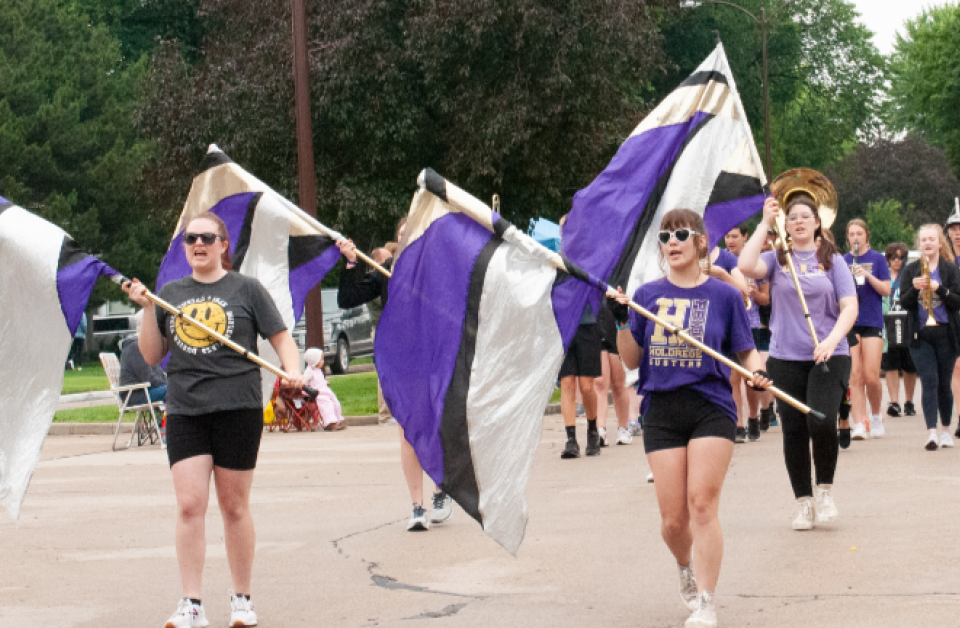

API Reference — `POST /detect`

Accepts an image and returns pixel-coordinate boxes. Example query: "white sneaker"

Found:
[429,491,453,524]
[814,485,838,523]
[939,431,955,448]
[684,591,718,628]
[165,598,209,628]
[646,472,655,483]
[628,420,642,436]
[229,592,257,627]
[678,563,698,611]
[792,497,815,530]
[869,414,885,438]
[617,427,633,445]
[925,433,939,451]
[407,504,429,531]
[380,417,398,426]
[598,427,608,447]
[851,423,868,441]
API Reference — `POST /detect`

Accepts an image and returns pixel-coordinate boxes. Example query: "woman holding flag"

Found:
[123,212,304,628]
[739,195,857,531]
[612,208,770,628]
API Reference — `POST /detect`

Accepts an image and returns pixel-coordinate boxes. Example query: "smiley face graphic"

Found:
[175,300,229,349]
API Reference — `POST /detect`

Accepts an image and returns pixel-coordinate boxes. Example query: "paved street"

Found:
[2,402,959,628]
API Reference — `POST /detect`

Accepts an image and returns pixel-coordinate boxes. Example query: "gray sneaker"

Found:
[678,563,698,611]
[429,491,453,524]
[407,505,429,531]
[684,591,717,628]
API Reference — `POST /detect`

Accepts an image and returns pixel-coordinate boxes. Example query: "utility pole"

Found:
[760,7,773,178]
[291,0,324,351]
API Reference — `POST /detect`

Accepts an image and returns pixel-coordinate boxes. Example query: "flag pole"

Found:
[112,275,318,399]
[416,169,825,421]
[279,201,392,279]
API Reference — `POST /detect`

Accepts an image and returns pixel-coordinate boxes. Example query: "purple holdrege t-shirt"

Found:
[761,250,857,361]
[843,248,890,328]
[630,277,755,422]
[919,267,950,328]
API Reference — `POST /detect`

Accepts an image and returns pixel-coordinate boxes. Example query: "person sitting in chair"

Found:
[119,310,168,406]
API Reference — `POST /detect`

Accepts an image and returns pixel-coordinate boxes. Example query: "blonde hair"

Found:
[845,218,870,249]
[915,224,956,263]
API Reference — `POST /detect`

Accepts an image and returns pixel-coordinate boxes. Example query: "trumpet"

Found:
[744,277,753,310]
[921,255,938,327]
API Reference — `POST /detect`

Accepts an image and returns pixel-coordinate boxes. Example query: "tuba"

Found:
[921,255,938,327]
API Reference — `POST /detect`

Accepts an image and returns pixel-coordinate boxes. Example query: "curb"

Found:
[49,414,382,436]
[59,391,114,404]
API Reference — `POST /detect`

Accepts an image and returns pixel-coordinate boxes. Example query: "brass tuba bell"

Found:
[769,168,839,230]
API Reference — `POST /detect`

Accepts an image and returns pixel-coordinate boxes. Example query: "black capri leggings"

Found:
[908,326,958,430]
[767,355,851,499]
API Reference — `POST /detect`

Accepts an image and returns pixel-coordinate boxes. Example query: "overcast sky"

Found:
[850,0,939,54]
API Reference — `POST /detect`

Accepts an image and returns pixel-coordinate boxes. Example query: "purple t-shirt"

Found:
[761,250,857,361]
[746,278,767,329]
[630,277,755,422]
[843,249,890,328]
[919,267,950,327]
[715,248,738,273]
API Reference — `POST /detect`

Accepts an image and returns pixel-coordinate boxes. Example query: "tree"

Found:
[864,200,915,254]
[654,0,884,177]
[825,134,960,240]
[139,0,676,250]
[888,4,960,178]
[0,0,166,297]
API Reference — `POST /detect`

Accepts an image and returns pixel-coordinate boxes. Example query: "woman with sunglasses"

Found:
[843,220,891,440]
[899,225,960,450]
[739,196,858,531]
[612,209,770,628]
[123,213,304,628]
[881,243,917,418]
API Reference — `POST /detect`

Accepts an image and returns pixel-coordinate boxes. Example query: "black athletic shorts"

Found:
[597,304,619,354]
[752,328,771,352]
[881,346,917,374]
[166,407,264,470]
[559,323,602,378]
[642,387,736,453]
[847,325,882,346]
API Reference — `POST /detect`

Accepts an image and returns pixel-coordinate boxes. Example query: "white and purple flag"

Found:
[564,44,768,297]
[0,197,118,519]
[157,145,342,395]
[376,170,595,555]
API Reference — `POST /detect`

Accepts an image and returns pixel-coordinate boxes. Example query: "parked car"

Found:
[292,288,373,374]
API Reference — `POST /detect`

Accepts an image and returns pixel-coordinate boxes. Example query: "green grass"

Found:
[61,363,110,394]
[550,388,561,404]
[54,405,132,423]
[351,356,373,365]
[327,371,379,415]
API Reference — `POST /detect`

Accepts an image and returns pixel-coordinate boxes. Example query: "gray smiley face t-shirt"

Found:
[155,272,287,416]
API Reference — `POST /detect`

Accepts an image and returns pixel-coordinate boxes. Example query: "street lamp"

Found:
[682,0,794,180]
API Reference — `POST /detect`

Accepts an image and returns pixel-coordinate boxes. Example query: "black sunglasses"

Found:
[658,228,699,245]
[183,232,223,246]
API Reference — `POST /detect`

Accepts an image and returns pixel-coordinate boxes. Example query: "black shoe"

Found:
[747,418,760,441]
[838,428,851,450]
[887,402,901,417]
[561,438,580,459]
[759,407,771,432]
[585,431,602,456]
[903,401,916,416]
[735,426,746,443]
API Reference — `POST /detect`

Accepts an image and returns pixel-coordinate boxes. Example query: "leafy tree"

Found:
[863,200,915,254]
[139,0,676,249]
[888,4,960,177]
[0,0,165,298]
[654,0,884,177]
[825,134,960,240]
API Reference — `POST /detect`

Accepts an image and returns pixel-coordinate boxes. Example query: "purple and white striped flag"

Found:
[0,197,119,519]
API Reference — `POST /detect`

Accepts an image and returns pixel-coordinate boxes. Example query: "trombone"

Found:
[769,168,840,368]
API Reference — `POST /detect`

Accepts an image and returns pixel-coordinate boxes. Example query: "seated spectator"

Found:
[304,348,345,430]
[119,310,168,406]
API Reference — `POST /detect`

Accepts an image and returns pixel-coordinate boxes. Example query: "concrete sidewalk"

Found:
[2,407,958,628]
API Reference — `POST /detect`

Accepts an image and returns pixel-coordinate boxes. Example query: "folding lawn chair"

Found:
[99,352,166,451]
[266,377,320,432]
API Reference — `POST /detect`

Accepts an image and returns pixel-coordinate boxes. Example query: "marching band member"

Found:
[739,195,857,531]
[899,225,960,450]
[843,220,891,439]
[613,208,770,628]
[881,243,917,418]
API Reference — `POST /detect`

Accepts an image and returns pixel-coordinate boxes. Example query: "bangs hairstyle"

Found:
[915,224,956,263]
[884,242,908,262]
[845,218,870,249]
[658,209,710,275]
[186,212,233,270]
[776,194,838,271]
